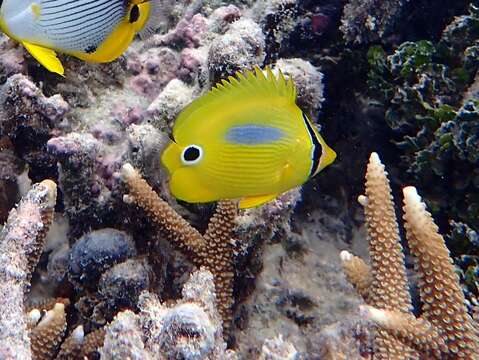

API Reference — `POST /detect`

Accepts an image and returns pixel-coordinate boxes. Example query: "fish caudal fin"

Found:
[239,194,278,209]
[136,0,163,39]
[22,42,64,76]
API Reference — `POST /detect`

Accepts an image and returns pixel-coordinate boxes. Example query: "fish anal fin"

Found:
[239,193,277,209]
[22,42,64,76]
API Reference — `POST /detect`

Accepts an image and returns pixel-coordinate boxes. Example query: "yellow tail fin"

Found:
[22,42,64,76]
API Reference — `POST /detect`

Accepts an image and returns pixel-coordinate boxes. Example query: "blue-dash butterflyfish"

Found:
[0,0,162,76]
[161,67,337,209]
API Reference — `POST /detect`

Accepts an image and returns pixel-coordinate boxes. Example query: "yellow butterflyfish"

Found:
[0,0,162,76]
[161,67,337,209]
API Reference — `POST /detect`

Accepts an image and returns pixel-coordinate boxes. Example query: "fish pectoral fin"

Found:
[239,194,277,209]
[22,42,65,76]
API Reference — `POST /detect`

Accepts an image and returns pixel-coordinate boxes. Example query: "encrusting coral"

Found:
[121,163,237,333]
[100,268,235,359]
[0,180,57,359]
[341,152,479,359]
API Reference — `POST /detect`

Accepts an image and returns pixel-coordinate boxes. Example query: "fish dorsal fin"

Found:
[174,66,297,136]
[22,41,64,76]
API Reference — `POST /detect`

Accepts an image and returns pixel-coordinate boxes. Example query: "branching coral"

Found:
[341,152,479,359]
[0,180,57,359]
[121,163,237,332]
[30,302,68,360]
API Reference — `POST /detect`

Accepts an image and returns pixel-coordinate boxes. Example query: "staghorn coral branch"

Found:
[342,153,479,359]
[362,152,412,314]
[120,164,237,332]
[343,152,415,359]
[121,163,205,263]
[201,201,237,330]
[30,302,68,360]
[340,251,372,303]
[402,186,479,358]
[359,305,445,354]
[0,180,57,360]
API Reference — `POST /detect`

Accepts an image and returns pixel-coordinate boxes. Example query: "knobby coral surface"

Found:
[100,268,235,359]
[0,180,57,359]
[121,163,237,332]
[341,152,479,359]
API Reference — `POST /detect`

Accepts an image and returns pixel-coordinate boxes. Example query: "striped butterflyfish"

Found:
[0,0,162,76]
[161,66,337,209]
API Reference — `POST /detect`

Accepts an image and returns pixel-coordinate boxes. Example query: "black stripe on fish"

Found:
[129,4,140,23]
[46,5,124,37]
[37,0,127,52]
[303,112,321,177]
[40,0,123,24]
[41,2,124,30]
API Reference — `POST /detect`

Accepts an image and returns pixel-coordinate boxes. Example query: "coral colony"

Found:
[0,0,478,359]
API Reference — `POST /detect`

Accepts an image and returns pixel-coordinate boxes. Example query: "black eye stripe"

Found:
[129,5,140,23]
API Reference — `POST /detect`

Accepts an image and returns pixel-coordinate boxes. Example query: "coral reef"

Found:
[0,180,57,359]
[341,152,478,358]
[0,0,476,358]
[121,163,237,332]
[340,0,406,44]
[100,268,234,359]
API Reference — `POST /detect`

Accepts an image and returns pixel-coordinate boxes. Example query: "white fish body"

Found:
[0,0,161,75]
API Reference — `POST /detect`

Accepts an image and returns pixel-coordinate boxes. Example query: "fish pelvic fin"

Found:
[238,193,278,209]
[22,42,64,76]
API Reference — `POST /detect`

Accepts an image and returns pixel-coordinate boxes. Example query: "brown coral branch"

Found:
[339,251,372,302]
[120,164,237,332]
[342,152,415,359]
[121,164,205,263]
[402,186,479,358]
[342,153,479,359]
[30,303,68,360]
[0,180,57,360]
[359,305,445,354]
[362,153,412,314]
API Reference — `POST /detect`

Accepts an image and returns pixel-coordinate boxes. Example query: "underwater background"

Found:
[0,0,478,358]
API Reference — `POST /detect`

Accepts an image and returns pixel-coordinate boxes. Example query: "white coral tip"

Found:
[72,325,85,344]
[403,186,421,205]
[121,163,136,180]
[359,305,388,325]
[37,303,65,328]
[369,152,381,164]
[28,309,41,325]
[340,250,353,262]
[357,195,368,206]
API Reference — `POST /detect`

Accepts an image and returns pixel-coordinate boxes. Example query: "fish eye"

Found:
[129,5,140,23]
[181,145,203,165]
